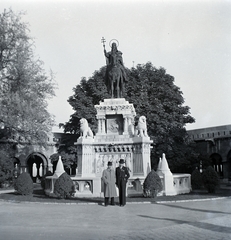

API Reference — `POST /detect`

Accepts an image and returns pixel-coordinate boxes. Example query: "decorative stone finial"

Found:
[159,153,172,175]
[53,156,65,178]
[156,157,162,174]
[157,157,162,170]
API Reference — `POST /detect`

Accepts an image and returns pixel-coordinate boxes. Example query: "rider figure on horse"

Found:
[104,42,128,98]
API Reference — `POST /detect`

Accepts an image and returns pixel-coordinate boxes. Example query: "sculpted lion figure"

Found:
[79,118,93,138]
[135,116,148,137]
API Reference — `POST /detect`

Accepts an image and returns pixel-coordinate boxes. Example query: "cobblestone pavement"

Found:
[0,198,230,240]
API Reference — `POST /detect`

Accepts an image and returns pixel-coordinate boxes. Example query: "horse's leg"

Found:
[120,75,124,98]
[111,77,114,98]
[116,75,120,98]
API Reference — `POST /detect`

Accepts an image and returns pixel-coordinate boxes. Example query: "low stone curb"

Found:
[155,196,230,203]
[1,196,230,205]
[0,189,15,194]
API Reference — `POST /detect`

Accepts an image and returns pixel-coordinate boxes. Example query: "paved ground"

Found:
[0,197,231,240]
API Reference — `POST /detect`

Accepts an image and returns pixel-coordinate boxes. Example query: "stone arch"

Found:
[226,150,231,181]
[13,157,20,167]
[26,152,48,182]
[210,153,223,178]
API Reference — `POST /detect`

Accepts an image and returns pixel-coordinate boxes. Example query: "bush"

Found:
[202,166,219,193]
[14,172,33,195]
[40,171,53,190]
[143,170,163,198]
[191,168,203,190]
[54,172,74,199]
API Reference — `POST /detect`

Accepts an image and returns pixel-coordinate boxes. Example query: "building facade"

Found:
[187,124,231,181]
[2,124,231,182]
[0,132,77,182]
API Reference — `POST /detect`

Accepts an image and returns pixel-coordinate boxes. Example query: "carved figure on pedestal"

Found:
[102,38,127,98]
[96,158,101,174]
[125,154,132,173]
[135,116,148,137]
[79,118,94,138]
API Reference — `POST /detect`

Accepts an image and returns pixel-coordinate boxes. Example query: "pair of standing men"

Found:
[101,159,130,207]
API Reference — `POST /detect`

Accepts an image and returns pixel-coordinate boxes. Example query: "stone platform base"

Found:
[71,177,103,197]
[71,177,146,198]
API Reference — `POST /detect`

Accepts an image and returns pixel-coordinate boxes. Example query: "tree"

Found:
[0,144,15,185]
[125,63,195,172]
[143,169,163,198]
[64,62,196,172]
[50,148,77,174]
[0,9,56,146]
[202,166,219,193]
[49,133,78,174]
[53,172,74,199]
[65,68,109,135]
[14,172,33,195]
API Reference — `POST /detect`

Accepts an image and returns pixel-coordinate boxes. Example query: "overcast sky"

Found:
[1,0,231,131]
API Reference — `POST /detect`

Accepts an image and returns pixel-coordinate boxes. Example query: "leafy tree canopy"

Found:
[64,61,196,172]
[50,133,78,169]
[65,67,109,134]
[0,9,56,146]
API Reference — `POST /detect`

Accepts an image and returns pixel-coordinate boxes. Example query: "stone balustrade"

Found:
[158,173,191,196]
[156,154,191,196]
[173,174,191,194]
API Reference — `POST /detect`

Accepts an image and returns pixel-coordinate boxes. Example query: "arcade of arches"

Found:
[2,126,231,182]
[187,124,231,181]
[26,153,47,182]
[11,132,77,182]
[15,144,55,182]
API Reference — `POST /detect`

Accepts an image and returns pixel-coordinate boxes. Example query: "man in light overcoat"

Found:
[102,161,117,206]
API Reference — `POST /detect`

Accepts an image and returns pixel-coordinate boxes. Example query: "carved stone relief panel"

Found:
[95,152,132,175]
[106,114,123,135]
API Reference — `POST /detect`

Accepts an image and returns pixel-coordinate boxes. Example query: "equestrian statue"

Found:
[102,38,128,98]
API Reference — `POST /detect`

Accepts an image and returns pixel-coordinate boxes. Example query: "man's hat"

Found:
[119,159,125,164]
[107,161,112,166]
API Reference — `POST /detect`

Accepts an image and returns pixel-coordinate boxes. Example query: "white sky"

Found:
[1,0,231,131]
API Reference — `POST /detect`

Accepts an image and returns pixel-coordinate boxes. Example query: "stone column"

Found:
[96,117,106,135]
[123,117,128,134]
[102,118,106,134]
[97,118,101,134]
[133,144,144,176]
[20,165,27,173]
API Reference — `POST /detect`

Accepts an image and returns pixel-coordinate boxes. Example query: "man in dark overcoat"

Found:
[116,159,130,206]
[102,161,117,206]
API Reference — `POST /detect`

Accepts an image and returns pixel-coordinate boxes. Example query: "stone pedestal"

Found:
[94,98,136,139]
[133,137,152,178]
[74,98,153,197]
[157,153,176,196]
[75,137,95,178]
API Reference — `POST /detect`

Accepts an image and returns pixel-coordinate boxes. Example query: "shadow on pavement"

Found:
[157,201,231,215]
[138,215,231,234]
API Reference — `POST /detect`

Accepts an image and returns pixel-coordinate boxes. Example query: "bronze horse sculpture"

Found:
[107,53,124,98]
[103,40,127,98]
